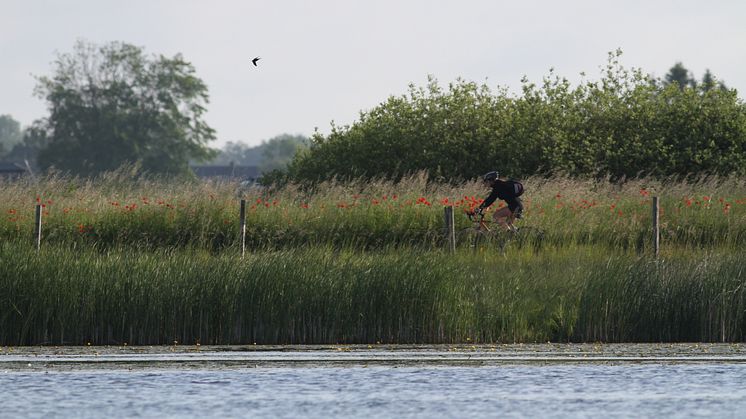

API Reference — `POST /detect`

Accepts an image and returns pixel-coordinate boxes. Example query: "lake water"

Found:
[2,344,746,418]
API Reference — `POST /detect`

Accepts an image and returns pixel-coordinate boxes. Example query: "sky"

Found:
[2,0,745,147]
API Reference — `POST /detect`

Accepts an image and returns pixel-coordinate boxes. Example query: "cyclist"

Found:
[469,171,523,232]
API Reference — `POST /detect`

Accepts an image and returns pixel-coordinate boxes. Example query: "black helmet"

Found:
[482,171,498,182]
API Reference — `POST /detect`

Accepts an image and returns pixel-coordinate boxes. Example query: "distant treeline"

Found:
[208,134,309,173]
[286,51,745,183]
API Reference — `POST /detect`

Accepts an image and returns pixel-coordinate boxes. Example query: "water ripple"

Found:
[2,345,746,418]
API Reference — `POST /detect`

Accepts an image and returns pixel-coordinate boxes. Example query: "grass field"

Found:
[2,173,745,345]
[1,172,745,251]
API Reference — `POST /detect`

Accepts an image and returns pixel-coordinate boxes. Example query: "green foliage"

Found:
[2,245,746,345]
[33,40,216,177]
[288,51,746,182]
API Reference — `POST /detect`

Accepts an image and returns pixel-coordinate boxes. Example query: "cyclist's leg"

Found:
[507,201,523,232]
[491,207,514,231]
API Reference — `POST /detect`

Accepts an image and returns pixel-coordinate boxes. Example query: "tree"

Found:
[259,134,309,172]
[0,114,23,157]
[208,141,264,166]
[34,40,216,176]
[2,121,49,170]
[664,62,696,90]
[285,51,746,183]
[209,134,309,172]
[701,69,728,93]
[702,69,716,92]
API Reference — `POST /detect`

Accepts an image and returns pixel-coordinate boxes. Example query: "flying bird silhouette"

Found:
[252,57,261,67]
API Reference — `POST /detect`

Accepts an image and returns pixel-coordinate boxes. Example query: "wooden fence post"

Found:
[34,204,42,251]
[652,196,660,257]
[444,206,455,253]
[240,199,246,258]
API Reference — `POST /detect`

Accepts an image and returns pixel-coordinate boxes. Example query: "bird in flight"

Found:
[252,57,261,67]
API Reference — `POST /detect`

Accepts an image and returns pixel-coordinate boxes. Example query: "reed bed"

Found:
[1,172,745,251]
[2,243,746,346]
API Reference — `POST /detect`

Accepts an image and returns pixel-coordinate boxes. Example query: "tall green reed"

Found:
[2,242,745,345]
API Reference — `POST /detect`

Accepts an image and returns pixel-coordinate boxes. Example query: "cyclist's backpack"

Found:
[507,179,524,197]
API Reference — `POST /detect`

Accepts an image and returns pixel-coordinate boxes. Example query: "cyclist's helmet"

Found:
[482,171,499,182]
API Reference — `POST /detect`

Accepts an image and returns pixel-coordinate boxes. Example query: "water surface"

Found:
[2,344,745,418]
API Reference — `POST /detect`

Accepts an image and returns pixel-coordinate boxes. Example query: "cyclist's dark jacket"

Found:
[480,180,523,213]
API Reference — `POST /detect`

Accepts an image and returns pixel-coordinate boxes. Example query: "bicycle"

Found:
[458,211,546,254]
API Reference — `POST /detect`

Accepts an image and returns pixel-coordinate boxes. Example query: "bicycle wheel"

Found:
[510,226,546,252]
[456,228,506,253]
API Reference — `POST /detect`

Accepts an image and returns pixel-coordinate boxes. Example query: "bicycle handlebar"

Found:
[466,211,486,223]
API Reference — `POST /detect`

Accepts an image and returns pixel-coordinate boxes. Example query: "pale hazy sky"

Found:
[3,0,745,147]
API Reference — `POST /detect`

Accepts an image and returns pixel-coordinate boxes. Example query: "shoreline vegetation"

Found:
[2,173,746,345]
[2,245,745,346]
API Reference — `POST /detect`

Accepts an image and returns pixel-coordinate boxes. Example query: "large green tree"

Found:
[34,40,216,176]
